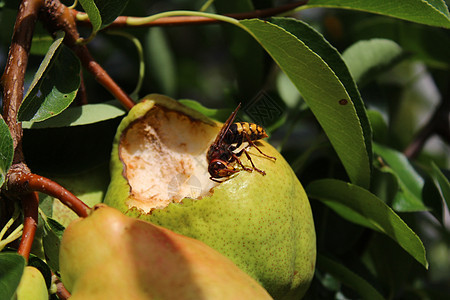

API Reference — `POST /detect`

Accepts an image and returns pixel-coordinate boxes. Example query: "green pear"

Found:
[104,94,316,299]
[60,204,272,299]
[15,266,48,300]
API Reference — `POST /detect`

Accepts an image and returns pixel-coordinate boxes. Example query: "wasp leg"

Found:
[243,150,266,175]
[231,152,253,173]
[210,176,228,183]
[243,132,276,160]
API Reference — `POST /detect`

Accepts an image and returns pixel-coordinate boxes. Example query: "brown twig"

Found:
[17,192,39,260]
[1,0,44,166]
[72,0,309,28]
[40,0,135,110]
[74,46,135,110]
[53,274,71,299]
[7,172,90,218]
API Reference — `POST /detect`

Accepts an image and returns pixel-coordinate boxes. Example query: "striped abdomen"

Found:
[224,122,268,145]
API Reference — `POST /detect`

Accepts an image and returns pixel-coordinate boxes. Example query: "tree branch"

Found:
[72,0,309,28]
[1,0,44,167]
[7,172,90,218]
[40,0,135,110]
[17,192,39,260]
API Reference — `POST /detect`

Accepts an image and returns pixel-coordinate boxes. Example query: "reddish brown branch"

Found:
[40,0,135,110]
[53,274,71,299]
[72,0,309,28]
[17,192,39,260]
[7,172,90,218]
[1,0,44,166]
[74,46,135,110]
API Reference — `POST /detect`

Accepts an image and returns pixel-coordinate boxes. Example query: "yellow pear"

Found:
[60,204,273,299]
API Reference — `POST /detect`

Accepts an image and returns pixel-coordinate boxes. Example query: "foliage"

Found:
[1,0,449,299]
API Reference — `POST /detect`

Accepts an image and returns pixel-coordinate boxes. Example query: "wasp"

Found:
[207,103,276,182]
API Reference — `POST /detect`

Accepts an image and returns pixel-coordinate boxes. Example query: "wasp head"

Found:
[208,159,237,179]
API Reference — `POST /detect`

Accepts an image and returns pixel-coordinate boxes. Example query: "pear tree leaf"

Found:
[304,0,450,29]
[240,18,372,188]
[30,34,54,56]
[146,28,177,96]
[353,18,450,69]
[0,252,26,300]
[18,32,81,122]
[373,143,427,212]
[42,217,65,272]
[0,116,13,187]
[366,109,388,144]
[79,0,129,35]
[22,100,126,129]
[178,99,232,122]
[317,254,385,300]
[306,179,428,268]
[430,162,450,209]
[342,39,404,86]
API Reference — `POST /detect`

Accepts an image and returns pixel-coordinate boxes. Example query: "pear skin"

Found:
[15,266,48,300]
[60,204,273,300]
[104,95,316,299]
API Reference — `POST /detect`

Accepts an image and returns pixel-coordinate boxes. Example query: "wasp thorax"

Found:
[119,104,219,213]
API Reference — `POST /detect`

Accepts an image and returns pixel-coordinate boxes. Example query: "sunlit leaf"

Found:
[22,101,125,129]
[240,17,372,188]
[307,179,428,268]
[343,39,404,86]
[79,0,129,34]
[304,0,450,28]
[19,32,81,122]
[374,143,427,212]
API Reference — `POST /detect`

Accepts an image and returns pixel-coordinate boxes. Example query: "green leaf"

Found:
[146,28,177,96]
[317,254,385,300]
[366,109,388,144]
[430,162,450,209]
[19,33,81,122]
[304,0,450,29]
[178,99,232,122]
[353,18,450,69]
[22,101,126,129]
[79,0,129,34]
[240,18,372,188]
[0,252,26,300]
[42,217,65,272]
[79,0,102,33]
[342,39,404,86]
[374,143,427,212]
[30,34,54,56]
[306,179,428,268]
[0,116,13,187]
